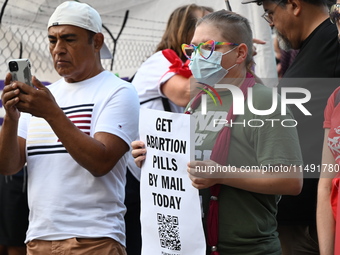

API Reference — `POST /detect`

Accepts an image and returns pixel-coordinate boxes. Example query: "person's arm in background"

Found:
[162,74,192,107]
[317,128,338,255]
[159,49,202,107]
[187,160,302,195]
[160,50,193,107]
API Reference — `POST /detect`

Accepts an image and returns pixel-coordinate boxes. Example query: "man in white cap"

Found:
[0,1,139,254]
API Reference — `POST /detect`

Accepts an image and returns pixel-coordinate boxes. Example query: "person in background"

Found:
[132,9,303,254]
[273,35,299,78]
[132,4,213,112]
[242,0,340,254]
[0,1,139,254]
[125,4,213,255]
[228,0,279,87]
[0,169,28,255]
[317,3,340,255]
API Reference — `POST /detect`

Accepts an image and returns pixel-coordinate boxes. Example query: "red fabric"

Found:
[206,73,255,254]
[206,185,220,251]
[323,86,340,129]
[323,87,340,253]
[331,174,340,254]
[323,87,340,220]
[335,178,340,254]
[324,86,340,224]
[331,176,340,219]
[186,73,255,254]
[161,49,192,78]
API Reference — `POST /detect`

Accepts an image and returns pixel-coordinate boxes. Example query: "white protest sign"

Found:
[139,108,205,255]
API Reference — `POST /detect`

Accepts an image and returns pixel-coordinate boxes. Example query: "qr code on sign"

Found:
[157,213,181,251]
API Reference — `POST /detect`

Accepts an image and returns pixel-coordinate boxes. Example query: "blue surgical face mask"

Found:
[189,47,237,86]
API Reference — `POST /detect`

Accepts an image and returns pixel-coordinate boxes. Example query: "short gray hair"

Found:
[197,10,254,70]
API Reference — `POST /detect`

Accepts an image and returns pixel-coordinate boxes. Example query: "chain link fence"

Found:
[0,24,159,81]
[0,23,159,123]
[0,2,165,122]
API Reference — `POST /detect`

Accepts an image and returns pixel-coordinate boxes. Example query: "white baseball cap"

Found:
[48,1,112,59]
[241,0,259,3]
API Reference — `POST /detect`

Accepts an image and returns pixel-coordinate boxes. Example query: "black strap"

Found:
[140,97,172,112]
[140,97,162,105]
[161,97,171,112]
[128,73,135,83]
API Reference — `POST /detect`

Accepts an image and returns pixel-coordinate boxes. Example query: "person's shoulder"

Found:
[309,20,340,51]
[328,86,340,107]
[139,51,165,65]
[331,86,340,95]
[46,78,65,90]
[297,19,337,52]
[324,86,340,122]
[133,51,168,73]
[100,70,129,84]
[132,50,175,84]
[312,18,335,33]
[100,70,137,93]
[331,86,340,96]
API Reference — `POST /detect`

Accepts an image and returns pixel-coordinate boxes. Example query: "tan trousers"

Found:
[26,237,127,255]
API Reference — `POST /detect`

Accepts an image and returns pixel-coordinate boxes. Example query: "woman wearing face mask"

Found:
[132,10,303,255]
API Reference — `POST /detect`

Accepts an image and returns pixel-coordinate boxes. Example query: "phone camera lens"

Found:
[9,61,19,72]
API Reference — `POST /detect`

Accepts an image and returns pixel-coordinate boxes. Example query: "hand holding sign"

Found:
[131,140,146,168]
[139,108,205,255]
[187,160,221,189]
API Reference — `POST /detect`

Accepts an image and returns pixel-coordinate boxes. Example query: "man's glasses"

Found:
[262,0,283,25]
[181,40,239,60]
[330,4,340,24]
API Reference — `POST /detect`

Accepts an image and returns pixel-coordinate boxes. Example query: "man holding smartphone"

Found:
[0,1,139,254]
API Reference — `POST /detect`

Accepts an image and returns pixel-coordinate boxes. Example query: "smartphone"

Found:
[8,58,33,87]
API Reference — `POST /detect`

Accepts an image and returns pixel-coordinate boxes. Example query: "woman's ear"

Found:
[235,43,248,65]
